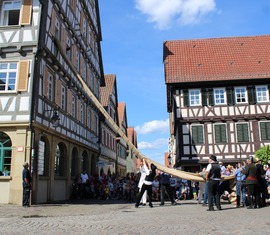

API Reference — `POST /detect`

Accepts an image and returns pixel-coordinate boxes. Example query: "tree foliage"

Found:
[255,145,270,165]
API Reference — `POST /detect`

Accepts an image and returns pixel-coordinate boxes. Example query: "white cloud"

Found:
[135,118,169,134]
[138,138,168,150]
[135,0,217,29]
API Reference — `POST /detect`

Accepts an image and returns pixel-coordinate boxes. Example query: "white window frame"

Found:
[71,95,76,117]
[189,89,201,106]
[256,85,269,103]
[0,0,21,26]
[214,88,226,105]
[76,50,80,71]
[0,62,17,92]
[235,86,247,104]
[66,37,71,60]
[47,73,54,101]
[61,85,66,110]
[80,102,85,124]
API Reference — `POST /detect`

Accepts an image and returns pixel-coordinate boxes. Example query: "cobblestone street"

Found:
[0,199,269,235]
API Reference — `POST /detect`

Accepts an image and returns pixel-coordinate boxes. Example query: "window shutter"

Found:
[215,124,227,143]
[243,124,249,142]
[183,90,189,107]
[260,122,267,140]
[202,89,208,106]
[192,125,204,144]
[208,89,214,106]
[237,123,249,142]
[20,0,32,25]
[247,85,256,104]
[226,87,235,105]
[17,61,30,92]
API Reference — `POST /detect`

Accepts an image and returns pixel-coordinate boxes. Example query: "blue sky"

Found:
[98,0,270,164]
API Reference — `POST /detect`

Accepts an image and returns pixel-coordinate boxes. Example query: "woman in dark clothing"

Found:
[241,156,258,209]
[135,159,157,208]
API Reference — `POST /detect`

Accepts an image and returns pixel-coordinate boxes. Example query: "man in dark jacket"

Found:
[205,155,221,211]
[22,162,32,207]
[241,156,258,209]
[254,157,267,208]
[159,172,177,206]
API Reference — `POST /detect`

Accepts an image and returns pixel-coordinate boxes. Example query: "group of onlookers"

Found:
[70,156,270,211]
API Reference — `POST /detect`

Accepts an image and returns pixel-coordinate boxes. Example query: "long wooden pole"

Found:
[52,37,234,182]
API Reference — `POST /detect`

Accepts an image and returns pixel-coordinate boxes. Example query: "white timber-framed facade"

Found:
[0,0,105,204]
[163,35,270,171]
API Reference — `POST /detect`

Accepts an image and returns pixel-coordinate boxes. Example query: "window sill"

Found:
[0,176,12,181]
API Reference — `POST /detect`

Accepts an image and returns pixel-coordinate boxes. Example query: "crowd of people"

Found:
[70,156,270,211]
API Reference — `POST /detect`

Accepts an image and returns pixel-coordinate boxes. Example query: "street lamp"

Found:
[51,110,60,128]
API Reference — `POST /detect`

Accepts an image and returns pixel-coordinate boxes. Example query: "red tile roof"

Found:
[163,35,270,83]
[100,74,116,107]
[127,127,137,147]
[117,102,126,127]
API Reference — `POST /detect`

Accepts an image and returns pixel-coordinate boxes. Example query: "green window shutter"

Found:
[192,125,204,144]
[248,85,256,104]
[202,89,208,106]
[215,124,227,143]
[183,90,189,107]
[208,89,214,106]
[237,124,249,142]
[260,122,270,140]
[227,87,235,105]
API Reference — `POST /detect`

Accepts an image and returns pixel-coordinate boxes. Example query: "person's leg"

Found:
[214,181,221,209]
[203,182,208,205]
[241,183,246,207]
[147,185,153,207]
[136,184,146,207]
[160,184,165,205]
[236,181,241,207]
[207,180,214,211]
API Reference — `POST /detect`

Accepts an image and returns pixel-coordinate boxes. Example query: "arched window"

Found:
[38,136,50,176]
[81,151,89,173]
[0,132,12,176]
[71,147,79,177]
[54,143,66,176]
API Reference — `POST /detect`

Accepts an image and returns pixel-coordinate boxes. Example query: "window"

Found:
[189,89,201,106]
[0,62,17,92]
[256,85,268,103]
[214,88,226,105]
[47,74,55,101]
[87,109,91,129]
[235,87,247,103]
[76,50,80,71]
[191,125,204,144]
[0,132,12,176]
[71,95,76,118]
[54,143,65,176]
[61,85,66,110]
[0,0,21,26]
[236,123,249,142]
[214,124,227,143]
[80,102,85,124]
[66,38,72,60]
[260,122,270,141]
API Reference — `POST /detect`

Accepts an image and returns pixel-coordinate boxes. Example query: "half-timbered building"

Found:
[163,35,270,171]
[0,0,104,204]
[99,74,119,176]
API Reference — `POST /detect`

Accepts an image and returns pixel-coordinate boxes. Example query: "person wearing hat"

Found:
[22,162,32,207]
[254,157,267,207]
[240,156,257,209]
[205,155,222,211]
